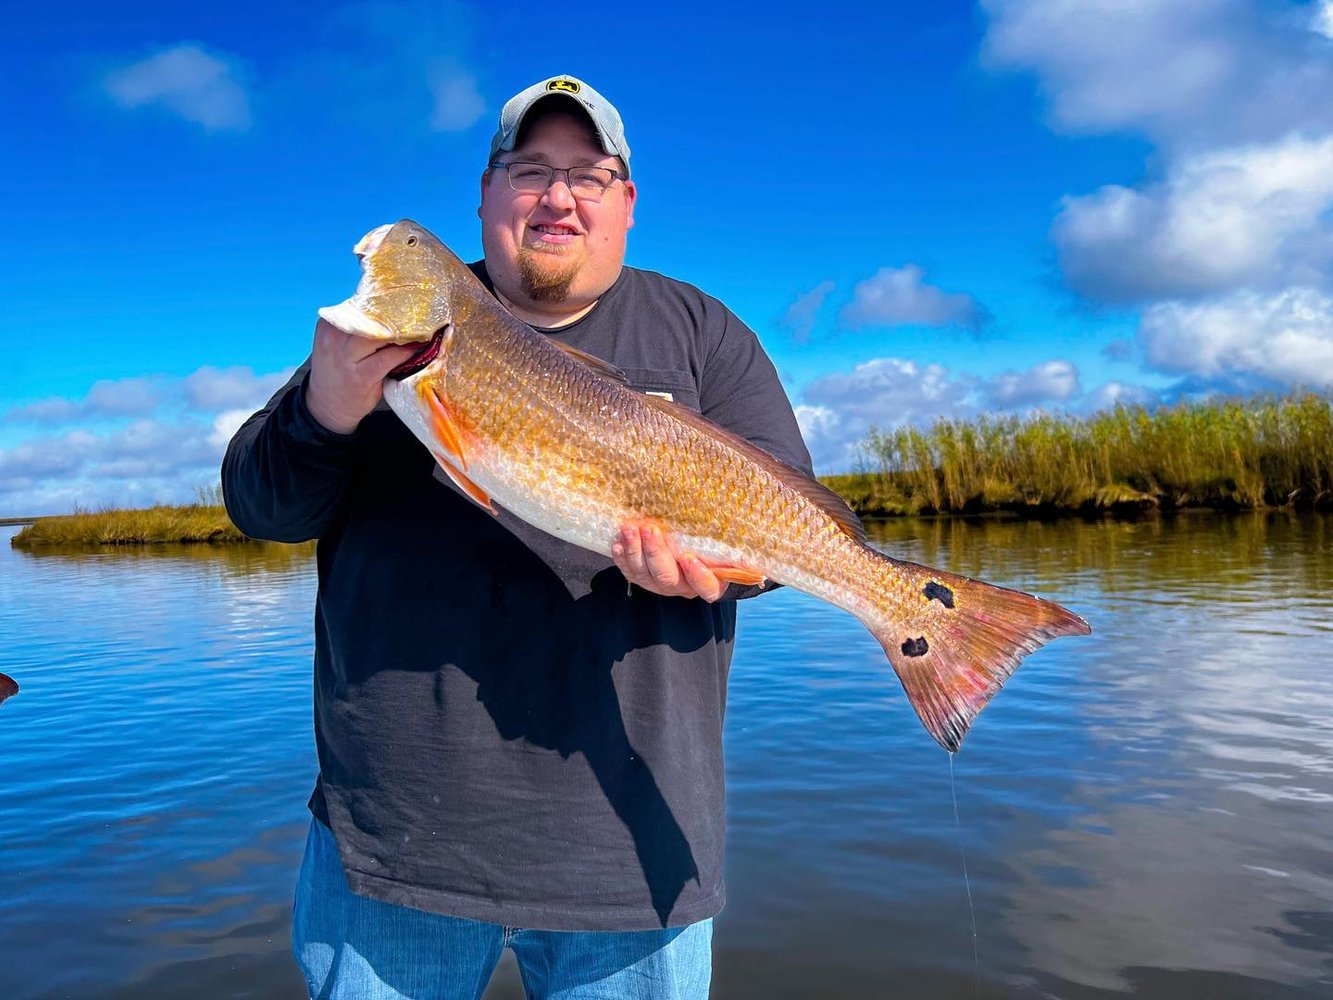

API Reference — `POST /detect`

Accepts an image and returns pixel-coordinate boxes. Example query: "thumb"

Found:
[362,343,420,379]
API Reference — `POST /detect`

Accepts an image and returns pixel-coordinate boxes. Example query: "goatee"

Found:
[517,248,577,303]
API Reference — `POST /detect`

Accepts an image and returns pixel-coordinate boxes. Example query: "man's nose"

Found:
[541,176,578,211]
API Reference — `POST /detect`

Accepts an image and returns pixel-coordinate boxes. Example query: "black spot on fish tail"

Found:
[923,581,955,608]
[900,636,929,657]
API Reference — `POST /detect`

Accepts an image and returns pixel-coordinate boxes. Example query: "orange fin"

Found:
[419,383,467,470]
[701,563,768,587]
[553,341,630,385]
[431,451,496,515]
[638,393,865,543]
[871,563,1091,752]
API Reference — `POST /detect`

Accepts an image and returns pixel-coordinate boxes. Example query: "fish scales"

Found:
[319,220,1091,751]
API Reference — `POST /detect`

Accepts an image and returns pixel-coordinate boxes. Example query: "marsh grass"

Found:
[12,504,253,548]
[841,393,1333,516]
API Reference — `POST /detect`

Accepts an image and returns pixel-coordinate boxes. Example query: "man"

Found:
[223,74,811,999]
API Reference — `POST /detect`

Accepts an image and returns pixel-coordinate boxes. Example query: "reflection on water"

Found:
[2,515,1332,998]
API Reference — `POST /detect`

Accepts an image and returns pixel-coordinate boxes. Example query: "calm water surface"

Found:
[2,514,1331,998]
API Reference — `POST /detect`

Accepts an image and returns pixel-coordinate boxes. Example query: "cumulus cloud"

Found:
[1317,0,1333,40]
[1138,287,1333,388]
[183,366,290,411]
[779,280,836,343]
[8,376,168,423]
[797,358,979,472]
[1054,135,1333,302]
[983,359,1080,408]
[0,417,224,516]
[0,365,293,515]
[839,265,988,331]
[981,0,1333,148]
[102,43,252,131]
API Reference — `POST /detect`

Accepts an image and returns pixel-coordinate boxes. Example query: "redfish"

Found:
[0,672,17,708]
[318,220,1090,751]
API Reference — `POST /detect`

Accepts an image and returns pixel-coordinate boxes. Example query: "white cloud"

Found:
[209,409,255,452]
[981,0,1333,147]
[1317,0,1333,40]
[779,280,836,343]
[0,366,294,515]
[798,358,979,473]
[102,43,252,131]
[183,366,292,411]
[1138,287,1333,387]
[792,404,852,473]
[429,66,486,132]
[1054,135,1333,302]
[8,367,290,425]
[9,376,168,423]
[839,265,987,331]
[1082,380,1162,413]
[0,416,225,516]
[984,359,1081,407]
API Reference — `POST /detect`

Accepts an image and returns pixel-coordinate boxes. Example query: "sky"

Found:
[4,0,1333,515]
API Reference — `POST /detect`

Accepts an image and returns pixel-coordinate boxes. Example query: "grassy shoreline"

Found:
[845,392,1332,517]
[10,393,1330,547]
[11,504,254,548]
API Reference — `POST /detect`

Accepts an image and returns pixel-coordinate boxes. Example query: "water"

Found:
[2,513,1331,998]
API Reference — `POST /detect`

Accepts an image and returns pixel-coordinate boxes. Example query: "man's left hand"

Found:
[610,524,725,602]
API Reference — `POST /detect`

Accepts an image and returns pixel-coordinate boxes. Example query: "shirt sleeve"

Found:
[219,361,361,543]
[696,301,815,598]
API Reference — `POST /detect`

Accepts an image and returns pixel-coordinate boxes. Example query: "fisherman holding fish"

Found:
[224,74,1086,999]
[224,75,815,998]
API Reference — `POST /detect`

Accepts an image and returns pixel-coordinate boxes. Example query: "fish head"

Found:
[318,220,462,376]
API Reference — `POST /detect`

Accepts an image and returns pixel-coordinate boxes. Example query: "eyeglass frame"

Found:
[487,159,628,201]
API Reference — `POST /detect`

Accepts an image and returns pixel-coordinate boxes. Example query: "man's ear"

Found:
[623,179,636,231]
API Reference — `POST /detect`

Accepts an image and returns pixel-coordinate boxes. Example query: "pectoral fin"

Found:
[420,384,468,470]
[701,563,768,588]
[417,383,493,514]
[432,455,497,515]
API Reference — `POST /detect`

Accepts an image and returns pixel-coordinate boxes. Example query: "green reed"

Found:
[840,393,1333,516]
[12,503,255,548]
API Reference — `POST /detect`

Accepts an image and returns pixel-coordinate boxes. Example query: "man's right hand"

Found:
[305,318,417,434]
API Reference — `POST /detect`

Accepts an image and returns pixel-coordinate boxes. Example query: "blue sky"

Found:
[4,0,1333,515]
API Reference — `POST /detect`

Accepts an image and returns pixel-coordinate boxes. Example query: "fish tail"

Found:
[867,563,1090,752]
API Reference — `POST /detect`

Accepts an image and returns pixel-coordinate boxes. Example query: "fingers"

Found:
[610,524,722,602]
[678,554,725,602]
[307,318,417,434]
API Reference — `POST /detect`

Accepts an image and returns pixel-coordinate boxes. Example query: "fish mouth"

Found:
[387,325,448,380]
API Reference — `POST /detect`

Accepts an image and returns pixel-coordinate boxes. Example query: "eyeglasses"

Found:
[489,161,626,201]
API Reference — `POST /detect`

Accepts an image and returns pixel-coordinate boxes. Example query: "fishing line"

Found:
[949,751,981,998]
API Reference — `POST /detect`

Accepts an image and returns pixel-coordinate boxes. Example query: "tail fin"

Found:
[0,671,17,707]
[871,566,1090,752]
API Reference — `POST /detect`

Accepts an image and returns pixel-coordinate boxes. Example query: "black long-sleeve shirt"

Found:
[222,262,812,930]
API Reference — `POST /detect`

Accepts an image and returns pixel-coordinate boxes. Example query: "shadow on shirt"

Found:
[317,438,735,928]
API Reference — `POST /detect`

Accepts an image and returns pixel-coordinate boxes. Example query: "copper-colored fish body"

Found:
[324,220,1091,751]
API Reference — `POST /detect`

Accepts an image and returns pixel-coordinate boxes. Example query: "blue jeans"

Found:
[292,819,713,999]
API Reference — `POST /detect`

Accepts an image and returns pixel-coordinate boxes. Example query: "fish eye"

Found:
[406,235,419,247]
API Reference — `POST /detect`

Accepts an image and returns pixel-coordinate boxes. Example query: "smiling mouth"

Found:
[387,325,447,380]
[529,224,580,240]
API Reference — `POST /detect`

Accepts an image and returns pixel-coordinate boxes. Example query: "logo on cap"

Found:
[546,78,581,95]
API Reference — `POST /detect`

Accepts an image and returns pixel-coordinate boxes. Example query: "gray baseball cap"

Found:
[489,75,632,177]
